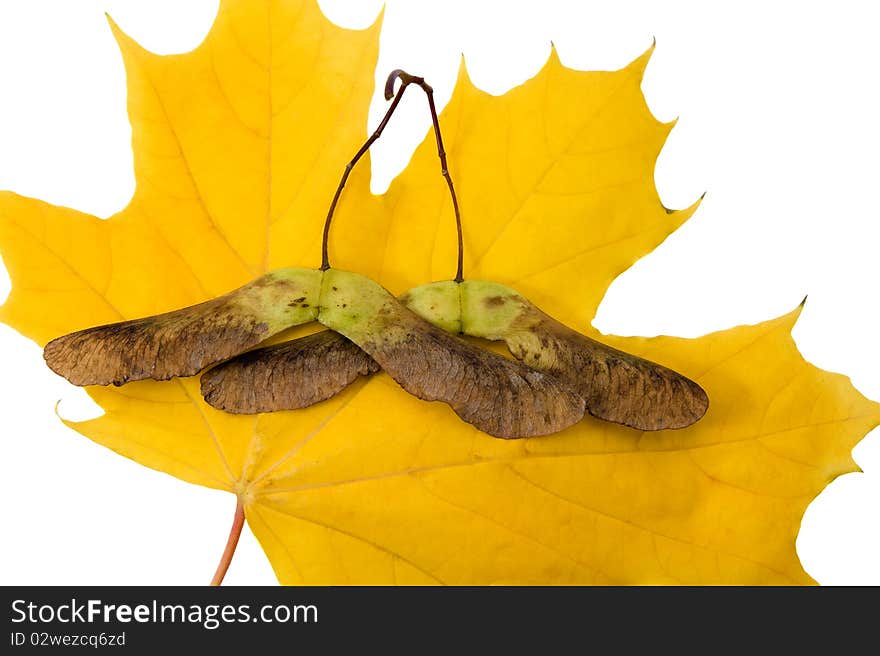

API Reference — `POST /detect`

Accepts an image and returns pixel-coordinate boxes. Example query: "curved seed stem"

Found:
[210,497,245,586]
[320,76,413,271]
[383,70,465,282]
[413,78,464,282]
[321,69,465,282]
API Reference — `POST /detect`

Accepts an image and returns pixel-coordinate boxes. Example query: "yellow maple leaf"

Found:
[1,0,877,584]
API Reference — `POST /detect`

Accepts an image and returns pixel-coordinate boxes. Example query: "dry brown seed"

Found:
[363,316,585,439]
[43,269,321,386]
[314,270,585,439]
[507,307,709,431]
[201,331,378,413]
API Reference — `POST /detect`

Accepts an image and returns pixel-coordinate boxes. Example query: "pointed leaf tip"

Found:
[104,10,143,56]
[782,295,808,328]
[104,11,122,36]
[625,39,656,80]
[546,41,562,69]
[363,3,386,36]
[663,191,705,218]
[455,51,475,91]
[775,295,808,328]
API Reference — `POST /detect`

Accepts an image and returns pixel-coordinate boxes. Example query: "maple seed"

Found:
[224,279,709,431]
[201,331,378,413]
[43,269,321,386]
[43,265,585,437]
[453,281,709,430]
[533,318,709,430]
[309,269,586,438]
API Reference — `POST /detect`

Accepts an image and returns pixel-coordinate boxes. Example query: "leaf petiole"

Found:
[210,497,245,586]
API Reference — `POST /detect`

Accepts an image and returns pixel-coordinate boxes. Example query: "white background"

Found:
[1,0,878,585]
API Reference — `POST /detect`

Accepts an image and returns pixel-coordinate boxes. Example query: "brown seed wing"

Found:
[512,313,708,431]
[44,295,273,386]
[201,331,379,413]
[362,310,586,439]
